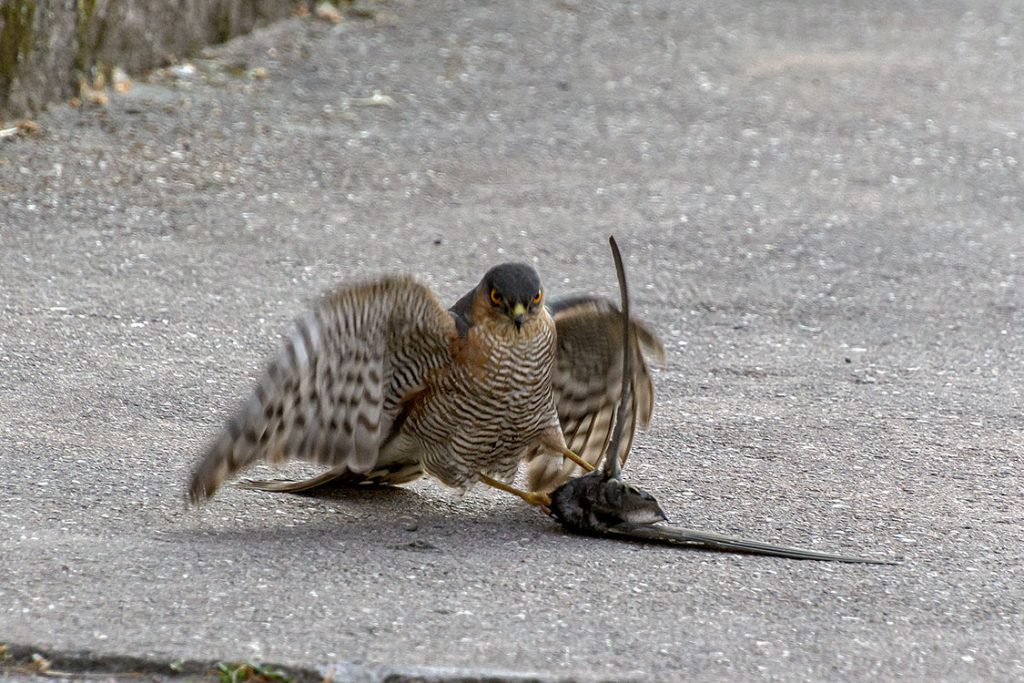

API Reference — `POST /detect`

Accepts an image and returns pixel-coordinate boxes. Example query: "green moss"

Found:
[78,0,96,19]
[215,9,233,44]
[215,661,291,683]
[0,0,36,93]
[74,0,102,79]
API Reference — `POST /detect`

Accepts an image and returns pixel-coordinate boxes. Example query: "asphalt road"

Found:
[2,1,1022,681]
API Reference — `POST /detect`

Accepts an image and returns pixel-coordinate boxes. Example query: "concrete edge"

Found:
[0,642,585,683]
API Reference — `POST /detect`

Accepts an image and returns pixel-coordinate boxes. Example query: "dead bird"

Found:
[546,237,898,565]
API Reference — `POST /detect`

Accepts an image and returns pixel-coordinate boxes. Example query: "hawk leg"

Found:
[479,473,552,509]
[558,446,596,472]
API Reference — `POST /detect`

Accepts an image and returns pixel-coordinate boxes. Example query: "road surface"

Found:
[2,1,1022,680]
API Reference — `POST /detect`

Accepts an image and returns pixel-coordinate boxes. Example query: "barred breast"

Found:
[408,312,559,489]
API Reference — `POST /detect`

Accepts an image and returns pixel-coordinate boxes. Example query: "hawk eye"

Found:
[489,288,502,306]
[532,290,543,305]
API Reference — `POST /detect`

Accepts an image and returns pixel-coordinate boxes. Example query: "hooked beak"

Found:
[511,303,527,330]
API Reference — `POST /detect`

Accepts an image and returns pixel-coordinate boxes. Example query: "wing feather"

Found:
[188,276,454,503]
[542,296,663,484]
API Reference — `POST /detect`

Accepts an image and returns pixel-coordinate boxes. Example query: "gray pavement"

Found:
[2,1,1022,681]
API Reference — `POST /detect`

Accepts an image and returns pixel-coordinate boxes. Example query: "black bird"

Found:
[547,237,898,565]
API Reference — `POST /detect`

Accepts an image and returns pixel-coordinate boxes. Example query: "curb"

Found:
[1,643,583,683]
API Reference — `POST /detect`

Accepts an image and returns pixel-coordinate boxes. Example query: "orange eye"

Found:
[489,288,502,306]
[532,290,543,305]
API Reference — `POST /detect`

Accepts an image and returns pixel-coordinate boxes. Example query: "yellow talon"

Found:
[559,447,595,472]
[479,473,552,508]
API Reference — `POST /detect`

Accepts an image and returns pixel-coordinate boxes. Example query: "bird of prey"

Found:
[547,238,898,564]
[187,258,663,507]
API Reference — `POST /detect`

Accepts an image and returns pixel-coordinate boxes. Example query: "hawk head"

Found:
[478,263,545,331]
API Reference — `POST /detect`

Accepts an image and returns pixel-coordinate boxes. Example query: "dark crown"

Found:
[482,263,542,305]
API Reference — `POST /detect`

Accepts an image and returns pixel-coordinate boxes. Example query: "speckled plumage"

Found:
[187,262,662,503]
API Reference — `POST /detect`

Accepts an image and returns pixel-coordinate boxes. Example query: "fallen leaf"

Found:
[79,78,109,106]
[30,653,51,673]
[113,67,133,93]
[316,2,343,24]
[1,120,42,139]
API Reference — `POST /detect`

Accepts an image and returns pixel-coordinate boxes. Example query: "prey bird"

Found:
[187,258,663,507]
[547,237,898,564]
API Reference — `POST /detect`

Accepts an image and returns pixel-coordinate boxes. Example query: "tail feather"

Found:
[609,522,899,564]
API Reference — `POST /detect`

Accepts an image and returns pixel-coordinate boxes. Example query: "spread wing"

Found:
[546,295,664,476]
[188,276,455,503]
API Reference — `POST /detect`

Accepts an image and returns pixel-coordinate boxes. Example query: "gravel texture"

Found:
[1,1,1022,681]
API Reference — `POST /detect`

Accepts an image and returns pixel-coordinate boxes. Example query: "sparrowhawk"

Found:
[187,260,663,507]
